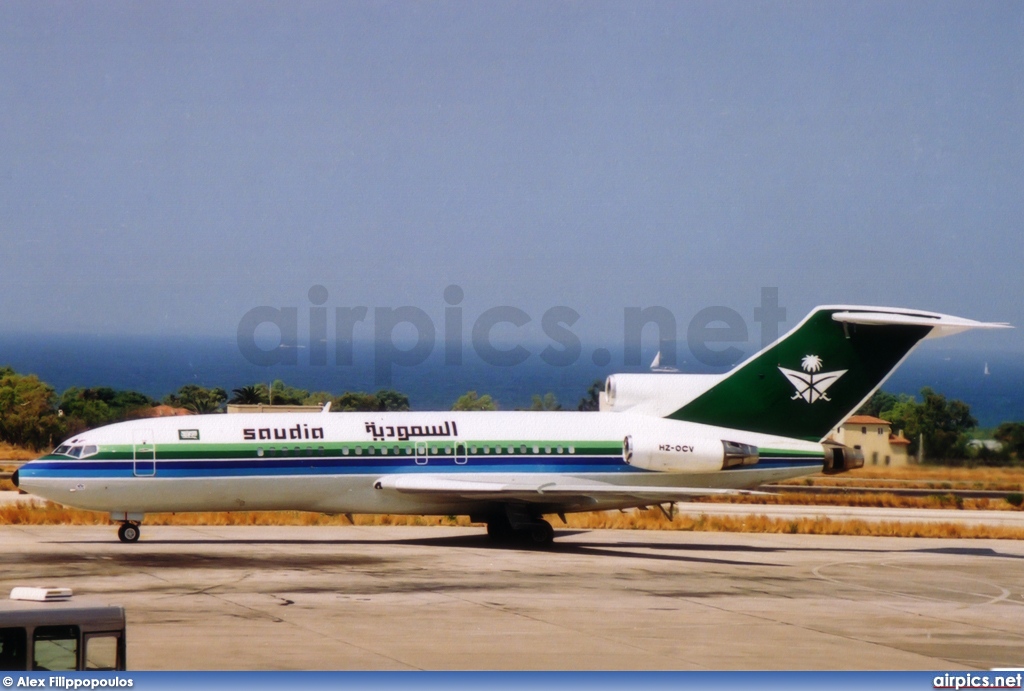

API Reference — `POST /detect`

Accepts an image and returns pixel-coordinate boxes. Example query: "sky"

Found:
[1,1,1021,354]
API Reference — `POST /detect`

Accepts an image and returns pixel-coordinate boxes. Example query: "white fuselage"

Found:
[17,410,825,518]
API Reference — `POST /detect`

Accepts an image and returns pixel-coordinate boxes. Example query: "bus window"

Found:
[33,625,78,671]
[0,627,27,671]
[84,634,121,671]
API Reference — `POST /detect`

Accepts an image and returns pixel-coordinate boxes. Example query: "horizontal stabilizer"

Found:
[832,310,1011,339]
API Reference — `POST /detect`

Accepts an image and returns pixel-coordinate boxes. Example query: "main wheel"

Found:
[526,520,554,546]
[486,516,514,542]
[118,523,140,543]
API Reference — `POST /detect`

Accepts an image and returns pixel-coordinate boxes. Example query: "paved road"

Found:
[3,525,1023,671]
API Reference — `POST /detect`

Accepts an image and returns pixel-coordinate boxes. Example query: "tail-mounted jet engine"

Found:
[821,442,865,474]
[623,434,759,473]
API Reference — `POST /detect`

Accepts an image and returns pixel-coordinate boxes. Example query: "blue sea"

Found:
[1,334,1022,427]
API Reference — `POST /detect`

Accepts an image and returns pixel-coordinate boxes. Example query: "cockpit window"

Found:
[55,445,99,459]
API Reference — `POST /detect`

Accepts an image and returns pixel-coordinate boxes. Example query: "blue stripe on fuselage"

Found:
[18,453,822,479]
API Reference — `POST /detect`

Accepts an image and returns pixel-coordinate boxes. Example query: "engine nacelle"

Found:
[821,442,865,474]
[623,433,759,473]
[602,374,721,415]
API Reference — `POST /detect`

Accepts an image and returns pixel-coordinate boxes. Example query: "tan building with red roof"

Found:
[830,414,912,467]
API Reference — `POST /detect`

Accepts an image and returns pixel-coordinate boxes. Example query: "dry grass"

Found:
[793,466,1024,490]
[0,443,43,461]
[0,502,472,528]
[700,492,1021,511]
[3,502,1023,540]
[563,507,1024,540]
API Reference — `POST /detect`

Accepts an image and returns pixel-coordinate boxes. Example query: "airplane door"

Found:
[414,441,428,465]
[133,429,156,477]
[454,442,468,465]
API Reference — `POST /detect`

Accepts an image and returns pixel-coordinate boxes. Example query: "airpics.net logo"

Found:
[235,285,789,386]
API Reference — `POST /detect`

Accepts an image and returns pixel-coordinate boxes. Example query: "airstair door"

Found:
[133,429,156,477]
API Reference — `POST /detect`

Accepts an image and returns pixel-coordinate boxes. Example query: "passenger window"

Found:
[84,634,119,671]
[568,446,575,454]
[507,446,514,454]
[33,625,78,671]
[520,445,527,454]
[342,447,349,455]
[256,448,264,457]
[0,627,28,671]
[355,446,362,455]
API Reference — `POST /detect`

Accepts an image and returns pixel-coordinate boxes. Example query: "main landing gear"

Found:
[480,508,556,547]
[117,522,141,543]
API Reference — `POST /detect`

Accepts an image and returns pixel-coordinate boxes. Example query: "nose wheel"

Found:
[117,522,141,543]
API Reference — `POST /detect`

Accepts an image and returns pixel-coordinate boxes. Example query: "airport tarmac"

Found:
[3,525,1024,671]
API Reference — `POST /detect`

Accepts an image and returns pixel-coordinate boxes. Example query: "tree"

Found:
[164,385,227,414]
[452,391,497,411]
[0,367,66,450]
[267,380,309,406]
[994,422,1024,458]
[881,387,977,461]
[856,390,906,418]
[577,380,603,412]
[528,393,562,411]
[58,387,154,427]
[332,390,412,412]
[229,385,268,405]
[302,391,335,407]
[334,391,380,412]
[374,390,410,411]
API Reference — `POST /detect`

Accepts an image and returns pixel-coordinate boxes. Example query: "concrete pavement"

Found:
[3,525,1023,671]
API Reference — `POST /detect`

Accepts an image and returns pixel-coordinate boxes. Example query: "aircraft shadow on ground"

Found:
[49,530,1024,565]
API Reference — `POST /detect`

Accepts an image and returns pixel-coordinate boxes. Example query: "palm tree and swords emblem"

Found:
[778,355,848,403]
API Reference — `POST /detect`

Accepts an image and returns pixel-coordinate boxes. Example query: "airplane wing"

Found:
[373,474,766,507]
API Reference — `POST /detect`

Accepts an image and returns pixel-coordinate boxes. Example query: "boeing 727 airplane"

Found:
[13,305,1009,545]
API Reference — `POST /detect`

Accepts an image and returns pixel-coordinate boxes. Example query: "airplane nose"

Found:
[11,469,19,488]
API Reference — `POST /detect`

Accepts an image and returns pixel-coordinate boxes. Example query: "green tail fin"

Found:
[668,306,1005,441]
